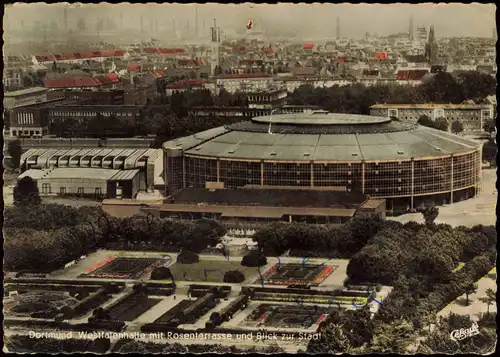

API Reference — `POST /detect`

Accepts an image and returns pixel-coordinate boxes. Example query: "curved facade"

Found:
[163,112,482,211]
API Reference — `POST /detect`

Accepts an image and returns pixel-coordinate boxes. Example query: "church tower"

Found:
[425,25,439,65]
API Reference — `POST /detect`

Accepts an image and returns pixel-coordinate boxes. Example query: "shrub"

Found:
[241,251,267,267]
[150,267,173,280]
[176,251,199,264]
[223,270,245,283]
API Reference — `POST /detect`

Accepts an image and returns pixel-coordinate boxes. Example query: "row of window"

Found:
[11,129,42,137]
[386,109,492,117]
[41,184,103,195]
[49,111,134,117]
[17,113,35,125]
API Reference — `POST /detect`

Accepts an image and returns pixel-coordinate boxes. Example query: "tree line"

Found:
[4,203,226,272]
[252,216,383,258]
[288,71,496,114]
[306,221,495,354]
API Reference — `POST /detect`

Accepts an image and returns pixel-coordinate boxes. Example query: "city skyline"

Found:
[4,3,497,39]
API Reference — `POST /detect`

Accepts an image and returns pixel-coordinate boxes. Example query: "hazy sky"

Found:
[4,2,497,38]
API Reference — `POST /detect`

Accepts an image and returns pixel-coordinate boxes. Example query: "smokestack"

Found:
[120,12,123,29]
[336,17,340,39]
[409,15,414,40]
[64,6,68,32]
[195,4,199,38]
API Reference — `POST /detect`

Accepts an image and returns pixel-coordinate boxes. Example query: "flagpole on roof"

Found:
[268,108,279,135]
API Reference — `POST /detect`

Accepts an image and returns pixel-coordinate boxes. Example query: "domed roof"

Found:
[163,112,480,162]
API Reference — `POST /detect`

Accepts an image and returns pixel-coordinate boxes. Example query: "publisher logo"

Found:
[450,322,480,341]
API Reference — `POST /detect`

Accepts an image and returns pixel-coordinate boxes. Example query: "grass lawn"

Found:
[109,297,162,321]
[155,300,193,323]
[168,260,258,283]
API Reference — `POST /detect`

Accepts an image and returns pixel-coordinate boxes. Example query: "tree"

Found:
[223,270,245,283]
[13,177,41,207]
[7,139,22,169]
[419,205,439,225]
[482,119,495,134]
[241,251,267,267]
[456,71,497,101]
[420,72,465,104]
[478,288,495,314]
[417,115,436,128]
[451,120,464,134]
[369,319,417,353]
[150,267,173,280]
[464,282,478,306]
[176,250,199,264]
[481,139,497,163]
[434,117,449,132]
[307,323,353,353]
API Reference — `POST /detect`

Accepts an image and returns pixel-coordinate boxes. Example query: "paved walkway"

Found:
[437,267,497,321]
[389,169,496,227]
[409,268,497,353]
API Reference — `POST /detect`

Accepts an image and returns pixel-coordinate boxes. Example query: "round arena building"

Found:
[163,112,482,213]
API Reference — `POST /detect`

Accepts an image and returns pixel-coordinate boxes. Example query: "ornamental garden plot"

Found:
[3,280,121,320]
[241,304,331,329]
[168,260,256,283]
[4,291,82,319]
[259,263,336,286]
[80,257,164,279]
[98,292,162,322]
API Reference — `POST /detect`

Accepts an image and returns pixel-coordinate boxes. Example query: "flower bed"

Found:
[83,257,116,275]
[261,264,337,286]
[265,280,311,286]
[252,293,361,305]
[85,273,130,279]
[82,257,164,279]
[257,311,271,323]
[312,265,335,285]
[315,314,328,325]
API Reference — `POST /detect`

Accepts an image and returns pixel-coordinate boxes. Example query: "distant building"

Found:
[416,24,428,42]
[44,72,120,90]
[32,50,128,65]
[3,87,48,110]
[3,68,23,90]
[7,97,89,138]
[46,105,142,136]
[4,89,92,138]
[395,69,430,86]
[47,89,125,105]
[247,89,287,110]
[370,103,494,132]
[165,79,213,96]
[188,103,321,119]
[215,73,274,94]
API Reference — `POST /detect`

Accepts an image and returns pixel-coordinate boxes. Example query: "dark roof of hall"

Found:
[163,112,481,162]
[169,187,367,209]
